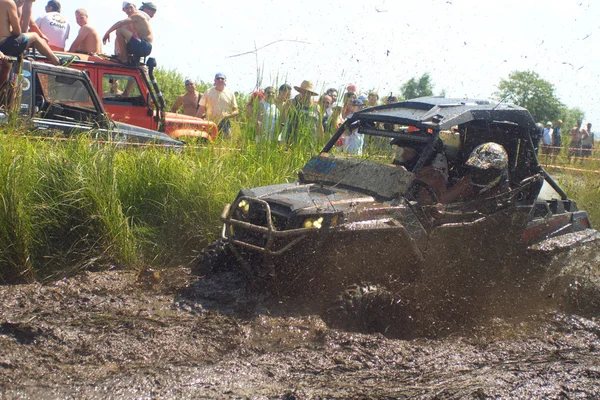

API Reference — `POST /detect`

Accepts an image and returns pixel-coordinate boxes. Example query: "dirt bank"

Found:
[1,259,599,399]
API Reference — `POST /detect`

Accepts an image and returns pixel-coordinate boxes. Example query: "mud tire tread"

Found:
[191,239,235,276]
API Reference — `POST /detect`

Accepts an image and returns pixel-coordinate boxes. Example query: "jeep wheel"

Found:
[191,239,236,276]
[324,284,411,336]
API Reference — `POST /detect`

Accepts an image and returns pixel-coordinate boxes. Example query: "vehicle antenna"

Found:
[492,93,511,111]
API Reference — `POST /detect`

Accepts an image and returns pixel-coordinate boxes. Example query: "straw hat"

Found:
[294,80,318,96]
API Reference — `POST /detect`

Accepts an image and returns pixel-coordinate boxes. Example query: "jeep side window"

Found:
[102,74,145,107]
[35,72,96,112]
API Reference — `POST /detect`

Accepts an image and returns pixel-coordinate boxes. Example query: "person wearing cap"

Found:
[68,8,101,54]
[550,119,563,164]
[541,121,553,160]
[282,80,323,144]
[340,99,365,155]
[138,2,156,19]
[196,73,239,139]
[35,0,70,51]
[103,2,153,63]
[171,79,201,117]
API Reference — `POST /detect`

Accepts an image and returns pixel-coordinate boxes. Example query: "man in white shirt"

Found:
[196,73,239,139]
[35,0,69,51]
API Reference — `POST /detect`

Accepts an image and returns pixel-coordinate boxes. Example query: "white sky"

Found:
[34,0,599,122]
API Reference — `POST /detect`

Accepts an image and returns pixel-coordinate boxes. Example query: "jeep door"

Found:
[98,71,156,131]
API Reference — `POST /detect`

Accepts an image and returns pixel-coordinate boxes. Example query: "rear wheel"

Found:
[191,239,236,276]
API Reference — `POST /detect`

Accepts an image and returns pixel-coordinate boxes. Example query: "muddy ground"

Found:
[1,237,600,399]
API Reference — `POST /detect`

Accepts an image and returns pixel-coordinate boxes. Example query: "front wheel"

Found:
[191,239,236,276]
[324,284,414,337]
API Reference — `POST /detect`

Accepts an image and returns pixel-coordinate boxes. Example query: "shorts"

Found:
[581,144,593,157]
[0,34,29,57]
[126,37,152,58]
[217,118,232,138]
[568,142,582,157]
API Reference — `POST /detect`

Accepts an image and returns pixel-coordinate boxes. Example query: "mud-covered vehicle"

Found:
[195,97,597,335]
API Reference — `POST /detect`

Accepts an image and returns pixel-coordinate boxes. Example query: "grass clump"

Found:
[0,130,311,282]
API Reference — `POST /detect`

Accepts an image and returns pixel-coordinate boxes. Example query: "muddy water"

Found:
[1,239,600,399]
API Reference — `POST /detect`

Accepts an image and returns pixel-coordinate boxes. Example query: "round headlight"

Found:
[303,217,324,229]
[238,200,250,214]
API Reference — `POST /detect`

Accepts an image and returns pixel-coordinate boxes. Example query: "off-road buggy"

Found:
[195,97,597,336]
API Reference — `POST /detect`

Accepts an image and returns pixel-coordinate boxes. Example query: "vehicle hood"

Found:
[112,121,183,146]
[244,182,379,214]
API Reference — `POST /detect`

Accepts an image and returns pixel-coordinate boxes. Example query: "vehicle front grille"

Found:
[229,199,290,248]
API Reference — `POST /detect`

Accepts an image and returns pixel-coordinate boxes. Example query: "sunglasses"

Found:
[215,77,225,81]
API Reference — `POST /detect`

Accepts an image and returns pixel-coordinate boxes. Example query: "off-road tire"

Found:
[325,284,407,336]
[191,239,236,276]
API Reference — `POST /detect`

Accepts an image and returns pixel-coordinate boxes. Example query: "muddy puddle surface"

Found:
[1,238,600,399]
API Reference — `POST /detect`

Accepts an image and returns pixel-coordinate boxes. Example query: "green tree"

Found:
[496,70,563,123]
[400,73,434,100]
[559,106,585,132]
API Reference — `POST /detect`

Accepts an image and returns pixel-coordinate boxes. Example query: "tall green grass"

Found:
[1,120,598,283]
[0,129,311,282]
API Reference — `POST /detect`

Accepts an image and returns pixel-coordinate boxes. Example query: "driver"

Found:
[441,142,509,203]
[392,142,449,202]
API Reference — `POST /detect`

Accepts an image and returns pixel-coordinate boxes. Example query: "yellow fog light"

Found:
[238,200,250,214]
[303,217,324,229]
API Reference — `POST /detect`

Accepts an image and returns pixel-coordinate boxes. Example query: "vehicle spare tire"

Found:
[191,239,236,276]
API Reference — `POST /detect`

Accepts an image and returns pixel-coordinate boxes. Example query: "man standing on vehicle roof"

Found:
[103,2,153,64]
[172,79,201,117]
[35,0,70,51]
[68,9,101,54]
[196,73,239,139]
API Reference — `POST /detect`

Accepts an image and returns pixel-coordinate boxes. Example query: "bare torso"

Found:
[71,25,102,53]
[180,92,200,116]
[130,13,152,42]
[0,0,19,41]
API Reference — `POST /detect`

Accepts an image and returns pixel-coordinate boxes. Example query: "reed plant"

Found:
[1,117,597,283]
[0,126,312,282]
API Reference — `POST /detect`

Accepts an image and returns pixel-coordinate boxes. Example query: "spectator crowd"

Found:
[0,0,595,160]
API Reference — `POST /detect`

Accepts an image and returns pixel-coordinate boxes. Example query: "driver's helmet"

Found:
[465,142,509,194]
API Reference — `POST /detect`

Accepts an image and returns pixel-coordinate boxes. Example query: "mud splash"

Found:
[0,237,599,399]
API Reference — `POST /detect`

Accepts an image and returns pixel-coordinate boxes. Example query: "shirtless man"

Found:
[68,9,101,54]
[171,79,201,116]
[14,0,33,32]
[102,2,153,63]
[0,0,60,64]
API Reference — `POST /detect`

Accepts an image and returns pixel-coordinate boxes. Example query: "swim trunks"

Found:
[0,34,29,57]
[126,37,152,58]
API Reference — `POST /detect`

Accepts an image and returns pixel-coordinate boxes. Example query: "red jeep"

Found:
[43,52,218,141]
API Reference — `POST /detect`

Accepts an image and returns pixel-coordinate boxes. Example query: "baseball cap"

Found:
[352,99,363,106]
[140,2,157,11]
[546,121,552,126]
[184,79,193,86]
[215,72,226,80]
[122,1,132,9]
